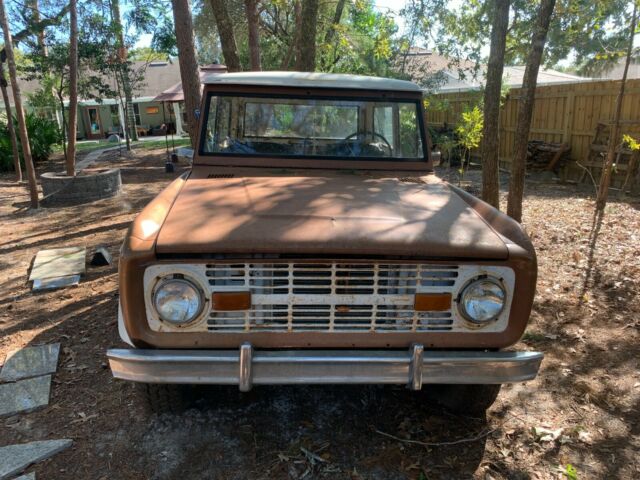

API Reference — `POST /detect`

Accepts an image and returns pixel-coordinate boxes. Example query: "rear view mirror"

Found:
[431,150,442,167]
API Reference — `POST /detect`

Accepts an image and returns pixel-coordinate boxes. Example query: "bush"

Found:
[0,112,60,172]
[0,123,15,172]
[25,112,61,162]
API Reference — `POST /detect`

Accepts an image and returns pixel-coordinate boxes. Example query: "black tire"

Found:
[424,384,501,416]
[138,383,190,414]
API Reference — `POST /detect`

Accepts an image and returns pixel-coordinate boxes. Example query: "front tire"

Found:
[139,383,191,414]
[424,384,501,416]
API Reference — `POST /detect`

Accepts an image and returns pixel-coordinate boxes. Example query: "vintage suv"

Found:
[107,72,542,414]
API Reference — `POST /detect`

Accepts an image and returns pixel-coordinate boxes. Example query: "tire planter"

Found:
[41,169,122,206]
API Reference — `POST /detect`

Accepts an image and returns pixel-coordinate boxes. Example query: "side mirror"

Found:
[431,150,442,167]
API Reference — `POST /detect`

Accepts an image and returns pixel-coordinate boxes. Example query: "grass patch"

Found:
[53,137,191,156]
[522,331,548,342]
[132,138,191,151]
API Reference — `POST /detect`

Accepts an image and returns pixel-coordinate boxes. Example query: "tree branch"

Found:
[374,427,497,447]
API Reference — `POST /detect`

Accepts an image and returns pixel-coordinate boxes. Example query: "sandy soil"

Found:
[0,151,639,479]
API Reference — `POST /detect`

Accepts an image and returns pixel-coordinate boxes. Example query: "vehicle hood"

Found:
[155,173,508,259]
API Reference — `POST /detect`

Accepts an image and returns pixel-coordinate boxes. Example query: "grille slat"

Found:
[204,262,458,333]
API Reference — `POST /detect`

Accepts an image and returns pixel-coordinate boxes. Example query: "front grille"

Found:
[206,263,458,332]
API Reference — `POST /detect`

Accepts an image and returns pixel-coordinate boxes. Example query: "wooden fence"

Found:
[425,79,640,186]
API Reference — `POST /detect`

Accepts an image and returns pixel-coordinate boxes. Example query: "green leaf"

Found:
[563,464,579,480]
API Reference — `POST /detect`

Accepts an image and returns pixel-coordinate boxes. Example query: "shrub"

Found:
[0,112,60,172]
[0,123,15,172]
[25,112,61,162]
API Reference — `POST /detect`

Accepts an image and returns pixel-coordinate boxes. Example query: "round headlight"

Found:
[153,277,204,325]
[459,277,505,324]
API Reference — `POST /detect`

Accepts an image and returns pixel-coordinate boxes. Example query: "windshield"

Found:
[200,94,425,160]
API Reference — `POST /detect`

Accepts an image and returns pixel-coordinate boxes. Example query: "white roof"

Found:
[437,65,592,93]
[502,66,590,86]
[202,71,422,92]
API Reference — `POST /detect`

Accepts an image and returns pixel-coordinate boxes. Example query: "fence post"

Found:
[562,91,575,144]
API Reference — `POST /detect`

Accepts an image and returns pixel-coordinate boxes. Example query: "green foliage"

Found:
[456,106,484,151]
[193,0,404,78]
[398,105,421,157]
[400,0,633,74]
[336,0,399,76]
[455,105,483,181]
[124,0,178,57]
[562,463,579,480]
[0,123,14,172]
[26,112,61,162]
[128,47,169,62]
[0,113,60,171]
[423,96,450,113]
[623,134,640,151]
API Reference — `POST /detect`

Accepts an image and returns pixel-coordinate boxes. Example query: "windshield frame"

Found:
[197,91,430,166]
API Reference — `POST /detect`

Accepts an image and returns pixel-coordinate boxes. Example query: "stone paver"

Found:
[14,472,36,480]
[29,247,86,281]
[0,440,71,479]
[0,376,51,417]
[32,275,80,291]
[0,344,60,382]
[75,145,121,171]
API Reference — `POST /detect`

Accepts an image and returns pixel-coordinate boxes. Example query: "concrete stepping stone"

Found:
[14,473,36,480]
[29,247,86,282]
[0,344,60,382]
[0,376,51,418]
[0,439,71,479]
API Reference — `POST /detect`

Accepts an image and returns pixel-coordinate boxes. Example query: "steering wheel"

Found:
[343,131,393,156]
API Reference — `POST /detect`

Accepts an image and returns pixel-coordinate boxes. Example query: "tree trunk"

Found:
[281,0,301,70]
[57,89,67,163]
[506,0,556,222]
[295,0,319,71]
[210,0,241,72]
[244,0,261,71]
[30,0,48,56]
[321,0,346,70]
[480,0,510,209]
[111,0,137,147]
[596,2,638,211]
[66,0,78,176]
[0,62,21,181]
[0,0,38,207]
[171,0,202,149]
[324,0,346,46]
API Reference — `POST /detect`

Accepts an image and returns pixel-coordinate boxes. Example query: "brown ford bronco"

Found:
[107,72,542,414]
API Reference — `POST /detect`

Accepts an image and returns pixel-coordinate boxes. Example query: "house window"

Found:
[146,106,159,114]
[133,104,141,126]
[110,105,120,128]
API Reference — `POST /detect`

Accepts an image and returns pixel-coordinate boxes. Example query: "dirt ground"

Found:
[0,150,639,480]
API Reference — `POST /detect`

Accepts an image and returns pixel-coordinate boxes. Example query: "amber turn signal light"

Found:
[212,291,251,311]
[414,293,451,312]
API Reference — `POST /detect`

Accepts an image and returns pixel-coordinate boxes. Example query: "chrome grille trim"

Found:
[144,263,515,334]
[206,263,458,296]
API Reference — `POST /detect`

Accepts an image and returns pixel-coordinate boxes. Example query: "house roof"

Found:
[401,47,592,92]
[399,48,480,90]
[202,71,423,92]
[588,58,640,80]
[99,60,183,100]
[501,66,588,87]
[1,59,185,108]
[401,47,478,75]
[154,64,227,102]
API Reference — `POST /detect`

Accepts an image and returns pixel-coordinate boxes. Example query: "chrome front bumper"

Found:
[107,344,543,391]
